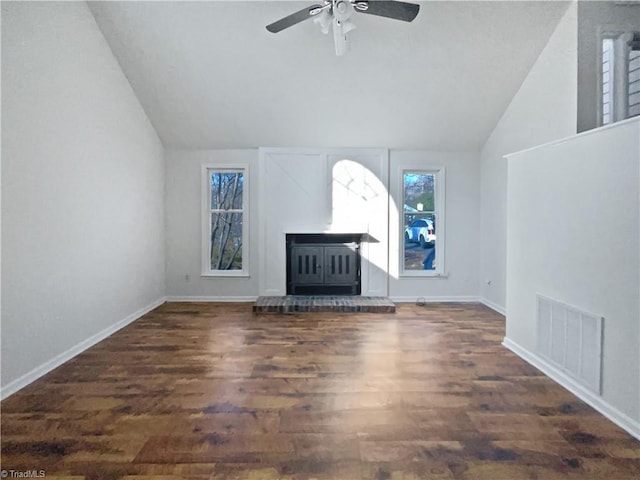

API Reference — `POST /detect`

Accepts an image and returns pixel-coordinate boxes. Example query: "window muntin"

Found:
[203,167,249,275]
[402,170,443,276]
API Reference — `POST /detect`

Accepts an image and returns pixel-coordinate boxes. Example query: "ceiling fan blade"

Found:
[266,5,323,33]
[356,0,419,22]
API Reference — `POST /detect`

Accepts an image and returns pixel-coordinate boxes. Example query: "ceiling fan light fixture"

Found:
[342,19,356,34]
[313,9,332,34]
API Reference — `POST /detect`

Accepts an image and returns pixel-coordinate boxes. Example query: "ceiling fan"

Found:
[266,0,420,56]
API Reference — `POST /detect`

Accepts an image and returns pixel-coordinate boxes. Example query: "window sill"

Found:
[201,272,250,278]
[400,271,448,278]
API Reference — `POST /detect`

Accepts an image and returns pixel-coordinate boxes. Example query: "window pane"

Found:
[403,171,437,272]
[211,172,243,210]
[404,213,436,271]
[404,173,435,212]
[210,212,243,270]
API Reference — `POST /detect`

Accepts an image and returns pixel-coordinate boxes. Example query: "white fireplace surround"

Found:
[259,148,390,297]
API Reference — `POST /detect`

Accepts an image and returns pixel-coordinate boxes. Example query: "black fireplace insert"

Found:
[286,234,362,295]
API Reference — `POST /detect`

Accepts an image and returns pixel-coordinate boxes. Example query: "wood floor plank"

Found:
[1,302,638,479]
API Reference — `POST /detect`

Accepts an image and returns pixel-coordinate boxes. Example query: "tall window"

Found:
[402,169,444,275]
[629,39,640,117]
[601,32,640,126]
[602,38,614,125]
[202,166,249,275]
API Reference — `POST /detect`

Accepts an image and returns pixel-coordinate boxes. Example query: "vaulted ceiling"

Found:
[88,1,570,150]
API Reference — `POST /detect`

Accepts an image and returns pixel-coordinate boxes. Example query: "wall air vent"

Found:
[536,294,603,394]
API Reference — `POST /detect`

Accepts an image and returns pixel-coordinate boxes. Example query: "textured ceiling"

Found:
[89,1,570,150]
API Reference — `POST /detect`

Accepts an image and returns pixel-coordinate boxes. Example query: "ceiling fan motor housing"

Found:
[333,0,354,21]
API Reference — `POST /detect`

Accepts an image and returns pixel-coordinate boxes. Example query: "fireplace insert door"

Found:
[288,241,360,295]
[290,246,323,286]
[324,246,356,286]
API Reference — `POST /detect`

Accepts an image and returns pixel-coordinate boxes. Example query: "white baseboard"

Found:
[390,295,480,303]
[0,297,166,400]
[165,296,258,302]
[502,336,640,442]
[479,297,506,316]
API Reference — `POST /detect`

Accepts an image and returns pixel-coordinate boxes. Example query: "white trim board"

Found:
[504,116,640,159]
[0,297,166,400]
[391,295,480,303]
[503,336,640,442]
[479,297,506,316]
[165,296,258,302]
[320,296,505,315]
[169,296,480,304]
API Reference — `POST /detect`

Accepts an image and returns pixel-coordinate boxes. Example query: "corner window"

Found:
[402,169,445,276]
[601,31,640,125]
[202,165,249,276]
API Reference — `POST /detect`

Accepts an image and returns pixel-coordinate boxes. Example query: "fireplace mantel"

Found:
[282,231,378,243]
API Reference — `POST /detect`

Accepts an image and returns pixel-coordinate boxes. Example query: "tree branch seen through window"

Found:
[209,171,244,271]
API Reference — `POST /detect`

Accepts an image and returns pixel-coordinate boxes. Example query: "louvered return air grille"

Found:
[536,294,603,394]
[287,234,361,295]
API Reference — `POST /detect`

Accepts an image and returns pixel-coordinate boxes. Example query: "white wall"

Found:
[166,148,481,301]
[259,149,389,297]
[1,2,165,395]
[479,3,577,313]
[505,118,640,438]
[165,149,260,300]
[389,151,480,301]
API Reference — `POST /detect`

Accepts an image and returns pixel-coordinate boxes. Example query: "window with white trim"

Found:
[401,168,445,276]
[629,38,640,117]
[601,31,640,126]
[602,37,615,125]
[202,165,249,276]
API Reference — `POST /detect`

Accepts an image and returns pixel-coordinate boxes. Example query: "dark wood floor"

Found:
[1,302,638,479]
